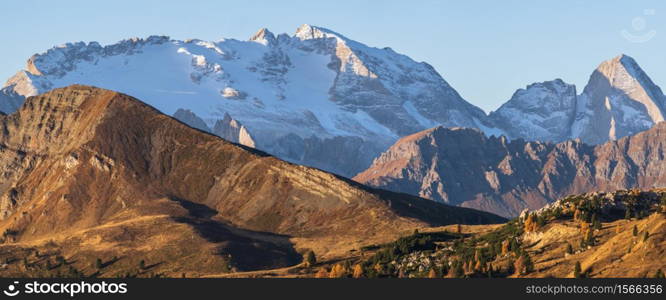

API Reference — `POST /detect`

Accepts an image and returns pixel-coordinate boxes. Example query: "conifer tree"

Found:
[305,250,316,267]
[506,257,515,275]
[573,262,582,278]
[510,239,520,254]
[586,229,595,246]
[592,217,602,231]
[523,253,534,274]
[454,261,464,278]
[632,225,638,237]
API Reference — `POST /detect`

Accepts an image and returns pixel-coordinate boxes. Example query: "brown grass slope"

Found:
[312,189,665,279]
[0,85,503,277]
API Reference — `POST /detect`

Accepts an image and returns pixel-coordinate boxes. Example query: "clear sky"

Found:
[1,0,664,112]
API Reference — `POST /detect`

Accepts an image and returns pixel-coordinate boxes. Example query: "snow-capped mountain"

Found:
[491,55,666,144]
[573,54,666,144]
[489,79,577,142]
[0,25,490,177]
[1,25,664,177]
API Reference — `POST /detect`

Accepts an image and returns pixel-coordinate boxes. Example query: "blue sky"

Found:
[1,0,664,112]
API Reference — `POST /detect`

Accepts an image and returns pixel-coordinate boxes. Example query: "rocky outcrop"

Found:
[355,122,666,217]
[173,108,211,132]
[212,113,256,148]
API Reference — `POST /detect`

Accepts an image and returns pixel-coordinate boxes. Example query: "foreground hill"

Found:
[296,189,665,278]
[355,121,666,217]
[0,85,503,277]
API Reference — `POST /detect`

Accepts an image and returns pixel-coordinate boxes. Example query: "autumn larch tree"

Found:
[352,264,364,278]
[427,268,437,278]
[315,267,328,278]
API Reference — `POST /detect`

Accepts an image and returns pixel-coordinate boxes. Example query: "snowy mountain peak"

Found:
[596,54,638,78]
[490,78,577,142]
[488,54,666,145]
[294,24,342,41]
[23,36,171,79]
[249,28,276,45]
[0,27,492,177]
[573,54,666,144]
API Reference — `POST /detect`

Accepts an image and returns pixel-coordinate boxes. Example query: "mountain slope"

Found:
[336,189,665,278]
[355,121,666,217]
[0,26,491,177]
[0,85,504,277]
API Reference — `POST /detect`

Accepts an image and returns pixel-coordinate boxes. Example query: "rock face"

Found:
[572,55,666,144]
[0,85,504,275]
[173,108,211,132]
[355,122,666,217]
[0,25,491,177]
[211,113,256,148]
[492,55,666,145]
[0,88,23,115]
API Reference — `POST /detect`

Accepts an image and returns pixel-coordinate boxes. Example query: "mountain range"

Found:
[491,55,666,145]
[0,85,503,276]
[2,26,664,179]
[355,121,666,217]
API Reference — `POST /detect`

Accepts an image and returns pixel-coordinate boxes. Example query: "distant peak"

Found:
[294,24,345,41]
[249,28,276,45]
[593,53,652,85]
[615,53,635,63]
[597,54,640,71]
[524,78,570,89]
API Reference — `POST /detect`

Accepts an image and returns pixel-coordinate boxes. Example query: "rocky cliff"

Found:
[355,122,666,217]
